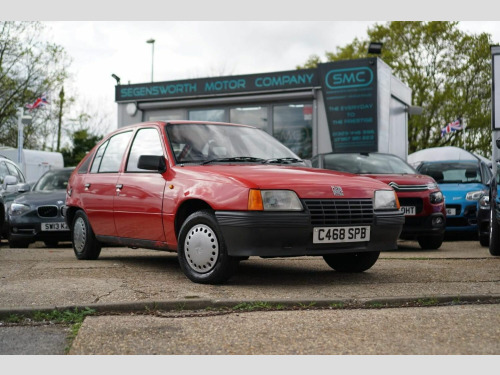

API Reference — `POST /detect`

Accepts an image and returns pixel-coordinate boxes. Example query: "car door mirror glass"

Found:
[137,155,166,173]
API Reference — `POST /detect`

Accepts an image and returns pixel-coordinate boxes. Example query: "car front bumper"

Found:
[215,210,404,257]
[8,217,71,244]
[400,212,446,237]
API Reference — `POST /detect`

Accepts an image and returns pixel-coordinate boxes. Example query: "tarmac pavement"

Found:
[0,237,499,355]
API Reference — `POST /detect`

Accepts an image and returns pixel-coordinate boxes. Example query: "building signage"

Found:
[319,59,378,153]
[116,69,319,102]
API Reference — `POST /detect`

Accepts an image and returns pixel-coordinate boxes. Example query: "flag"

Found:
[441,119,463,137]
[26,93,49,111]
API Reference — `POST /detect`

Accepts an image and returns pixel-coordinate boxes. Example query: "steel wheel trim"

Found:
[73,217,87,253]
[184,224,219,273]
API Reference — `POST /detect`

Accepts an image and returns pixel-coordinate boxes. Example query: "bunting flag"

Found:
[26,93,50,111]
[441,119,463,137]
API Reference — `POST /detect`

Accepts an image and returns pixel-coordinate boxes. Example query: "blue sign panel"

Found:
[319,59,378,153]
[115,69,319,102]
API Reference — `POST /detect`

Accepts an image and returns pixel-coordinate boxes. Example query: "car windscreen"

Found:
[322,153,416,174]
[165,124,301,164]
[33,169,73,191]
[417,161,481,183]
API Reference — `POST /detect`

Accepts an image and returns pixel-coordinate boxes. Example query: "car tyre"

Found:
[489,206,500,256]
[323,251,380,272]
[8,238,30,248]
[178,210,239,284]
[417,235,443,250]
[72,210,101,260]
[479,233,489,247]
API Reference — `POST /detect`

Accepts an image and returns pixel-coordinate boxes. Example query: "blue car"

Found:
[417,160,492,234]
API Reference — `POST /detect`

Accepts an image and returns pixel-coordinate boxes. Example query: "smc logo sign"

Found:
[325,67,374,90]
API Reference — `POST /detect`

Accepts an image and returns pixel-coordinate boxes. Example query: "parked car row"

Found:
[3,124,497,284]
[0,158,74,248]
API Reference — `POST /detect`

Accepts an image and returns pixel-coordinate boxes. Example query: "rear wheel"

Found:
[489,206,500,256]
[178,210,239,284]
[323,251,380,272]
[72,210,101,260]
[417,235,443,250]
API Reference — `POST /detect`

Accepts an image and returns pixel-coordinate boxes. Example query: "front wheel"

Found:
[178,210,239,284]
[323,251,380,272]
[72,210,101,260]
[417,235,443,250]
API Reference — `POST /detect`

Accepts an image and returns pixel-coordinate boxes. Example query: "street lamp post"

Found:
[147,38,155,82]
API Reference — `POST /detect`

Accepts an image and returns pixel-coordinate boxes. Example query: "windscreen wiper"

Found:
[263,157,304,164]
[201,157,265,165]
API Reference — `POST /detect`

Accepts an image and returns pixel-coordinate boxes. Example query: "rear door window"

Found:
[91,131,133,173]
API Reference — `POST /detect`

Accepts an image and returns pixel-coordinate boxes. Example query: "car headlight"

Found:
[466,190,485,201]
[426,182,438,190]
[9,203,31,216]
[248,189,303,211]
[374,190,399,210]
[479,195,490,209]
[430,191,444,204]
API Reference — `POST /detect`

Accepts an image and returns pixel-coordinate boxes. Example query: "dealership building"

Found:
[115,58,413,160]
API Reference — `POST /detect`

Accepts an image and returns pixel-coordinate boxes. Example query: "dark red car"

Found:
[311,152,446,249]
[65,121,404,284]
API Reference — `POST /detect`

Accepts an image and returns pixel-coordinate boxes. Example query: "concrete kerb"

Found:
[1,294,499,319]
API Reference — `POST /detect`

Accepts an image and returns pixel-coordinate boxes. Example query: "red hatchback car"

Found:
[65,121,404,284]
[311,152,446,250]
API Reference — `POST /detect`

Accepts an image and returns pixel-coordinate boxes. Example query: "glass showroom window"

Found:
[148,109,186,121]
[189,109,226,122]
[230,106,268,130]
[273,104,312,159]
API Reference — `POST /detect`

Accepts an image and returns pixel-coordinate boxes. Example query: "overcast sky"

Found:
[4,1,500,132]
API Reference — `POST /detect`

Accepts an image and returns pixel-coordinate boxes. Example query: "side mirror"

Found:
[4,175,18,186]
[17,183,31,193]
[137,155,167,173]
[496,137,500,149]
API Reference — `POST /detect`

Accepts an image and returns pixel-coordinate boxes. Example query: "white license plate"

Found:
[313,226,370,244]
[400,206,416,216]
[41,222,69,231]
[446,208,457,216]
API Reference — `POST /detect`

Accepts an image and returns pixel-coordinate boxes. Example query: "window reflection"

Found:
[189,109,225,122]
[230,106,267,130]
[273,104,312,159]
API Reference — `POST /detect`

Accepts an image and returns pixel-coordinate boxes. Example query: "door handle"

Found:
[116,184,123,190]
[84,183,91,189]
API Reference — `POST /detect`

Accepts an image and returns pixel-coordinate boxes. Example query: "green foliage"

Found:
[298,21,495,157]
[61,128,102,167]
[0,21,71,148]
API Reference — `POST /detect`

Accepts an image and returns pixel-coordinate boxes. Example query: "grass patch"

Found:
[232,301,275,311]
[0,307,96,354]
[417,298,439,306]
[367,302,385,308]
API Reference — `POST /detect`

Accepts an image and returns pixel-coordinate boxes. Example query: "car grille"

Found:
[304,199,374,226]
[388,182,428,192]
[38,206,58,218]
[399,197,424,214]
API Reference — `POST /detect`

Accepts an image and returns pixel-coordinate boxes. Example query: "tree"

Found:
[297,22,494,157]
[60,107,110,167]
[0,21,71,149]
[61,128,102,167]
